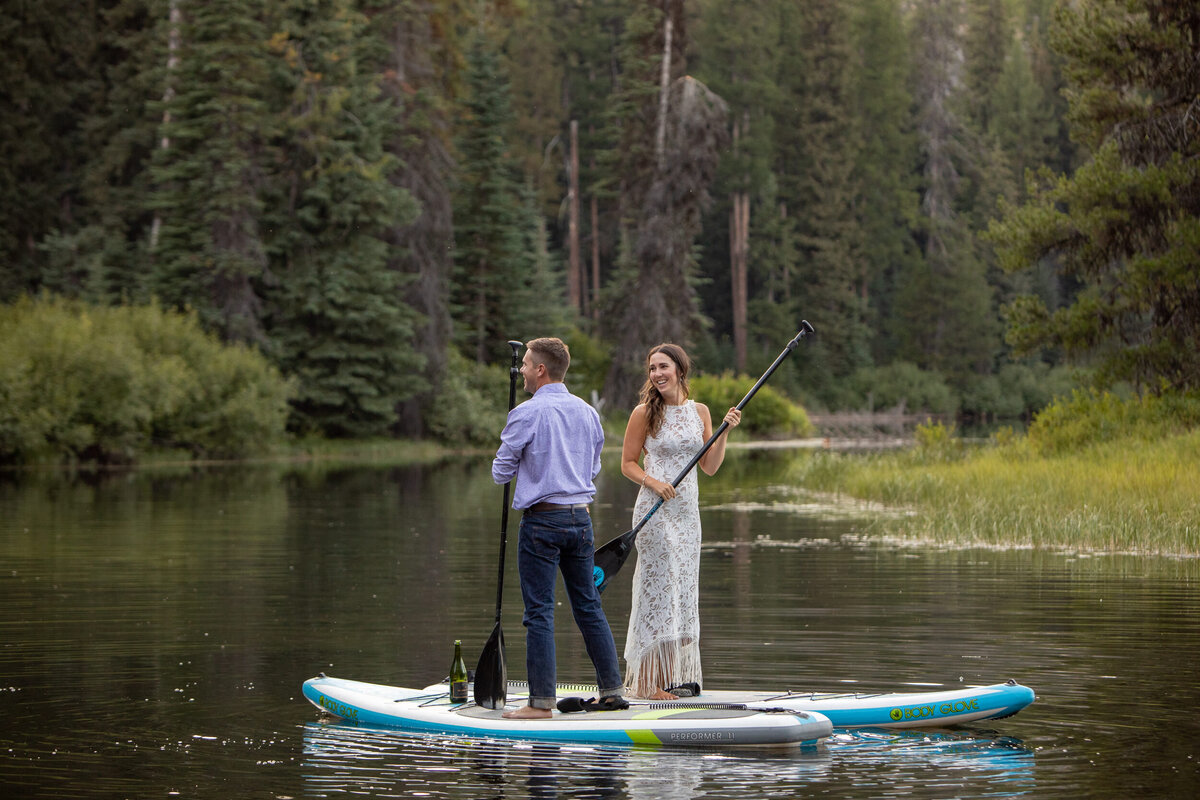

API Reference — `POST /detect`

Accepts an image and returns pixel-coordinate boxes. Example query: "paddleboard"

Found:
[303,675,831,748]
[658,681,1036,728]
[421,678,1035,729]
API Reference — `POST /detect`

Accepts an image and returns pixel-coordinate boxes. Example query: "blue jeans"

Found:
[517,508,624,709]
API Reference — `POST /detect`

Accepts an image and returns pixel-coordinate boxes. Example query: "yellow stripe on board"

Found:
[631,709,689,721]
[625,729,662,745]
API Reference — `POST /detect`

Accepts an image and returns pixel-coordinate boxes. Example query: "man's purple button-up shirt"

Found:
[492,383,605,509]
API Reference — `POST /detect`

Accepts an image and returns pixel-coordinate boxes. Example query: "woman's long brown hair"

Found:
[639,343,691,438]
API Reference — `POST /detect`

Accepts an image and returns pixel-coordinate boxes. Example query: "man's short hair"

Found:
[526,337,570,381]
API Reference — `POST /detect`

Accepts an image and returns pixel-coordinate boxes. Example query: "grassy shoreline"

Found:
[1,437,463,474]
[790,429,1200,557]
[9,415,1197,560]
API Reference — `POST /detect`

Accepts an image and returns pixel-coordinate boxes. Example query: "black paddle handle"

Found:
[629,320,814,538]
[492,340,523,624]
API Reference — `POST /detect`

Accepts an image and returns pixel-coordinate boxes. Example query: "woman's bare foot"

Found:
[501,704,553,720]
[647,689,678,701]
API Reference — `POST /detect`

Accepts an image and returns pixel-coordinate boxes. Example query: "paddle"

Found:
[474,339,524,709]
[592,320,816,593]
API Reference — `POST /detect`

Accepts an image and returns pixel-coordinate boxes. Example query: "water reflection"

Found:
[830,728,1034,797]
[301,720,835,799]
[3,454,1199,799]
[301,719,1036,799]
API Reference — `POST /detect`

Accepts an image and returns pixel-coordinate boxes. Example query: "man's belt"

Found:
[525,502,590,514]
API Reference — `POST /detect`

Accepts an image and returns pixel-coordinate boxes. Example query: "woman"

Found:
[620,344,741,700]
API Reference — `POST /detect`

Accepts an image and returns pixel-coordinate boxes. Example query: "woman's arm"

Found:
[697,404,741,476]
[622,404,676,500]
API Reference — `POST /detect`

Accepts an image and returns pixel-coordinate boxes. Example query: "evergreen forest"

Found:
[2,0,1197,454]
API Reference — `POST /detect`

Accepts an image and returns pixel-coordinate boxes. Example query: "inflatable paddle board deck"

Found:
[421,677,1036,729]
[648,680,1036,728]
[303,675,831,748]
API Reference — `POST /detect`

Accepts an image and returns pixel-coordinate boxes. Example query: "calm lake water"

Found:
[2,449,1198,799]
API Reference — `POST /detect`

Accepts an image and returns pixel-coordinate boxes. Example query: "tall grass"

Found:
[793,428,1200,556]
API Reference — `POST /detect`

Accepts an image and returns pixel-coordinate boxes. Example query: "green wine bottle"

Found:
[449,639,468,704]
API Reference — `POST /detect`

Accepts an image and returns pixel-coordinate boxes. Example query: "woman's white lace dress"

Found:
[624,400,704,696]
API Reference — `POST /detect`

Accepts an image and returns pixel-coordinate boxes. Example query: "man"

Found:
[492,337,626,719]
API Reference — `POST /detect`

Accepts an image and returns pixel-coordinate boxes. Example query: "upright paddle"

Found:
[474,340,524,709]
[592,320,815,593]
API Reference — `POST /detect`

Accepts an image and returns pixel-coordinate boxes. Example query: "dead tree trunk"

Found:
[590,189,600,321]
[602,76,728,407]
[149,0,181,252]
[567,120,582,312]
[654,15,673,170]
[731,190,749,372]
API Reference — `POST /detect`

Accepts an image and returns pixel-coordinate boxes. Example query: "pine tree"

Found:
[991,27,1059,193]
[556,0,630,322]
[963,0,1010,137]
[452,31,566,364]
[771,0,806,224]
[0,0,107,299]
[978,21,1061,321]
[67,0,173,305]
[499,0,629,319]
[498,0,565,221]
[510,180,570,338]
[363,0,464,437]
[147,0,272,344]
[990,0,1200,394]
[261,0,424,437]
[898,0,999,382]
[958,0,1025,379]
[778,0,871,402]
[745,177,802,373]
[693,0,784,373]
[850,0,923,365]
[1023,0,1076,176]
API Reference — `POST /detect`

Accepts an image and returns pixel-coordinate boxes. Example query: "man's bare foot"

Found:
[648,689,679,701]
[501,705,553,720]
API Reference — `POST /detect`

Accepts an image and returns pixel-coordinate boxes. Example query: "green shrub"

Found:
[990,425,1021,448]
[0,295,291,463]
[913,418,965,462]
[424,348,509,446]
[997,363,1078,417]
[1027,388,1200,455]
[848,362,958,415]
[847,362,1079,420]
[959,363,1079,419]
[958,374,1007,418]
[690,372,813,438]
[560,326,611,405]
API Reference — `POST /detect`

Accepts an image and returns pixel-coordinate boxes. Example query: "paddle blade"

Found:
[473,623,507,708]
[593,530,635,594]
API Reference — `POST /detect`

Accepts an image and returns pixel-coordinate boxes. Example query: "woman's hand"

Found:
[644,475,676,501]
[697,404,740,477]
